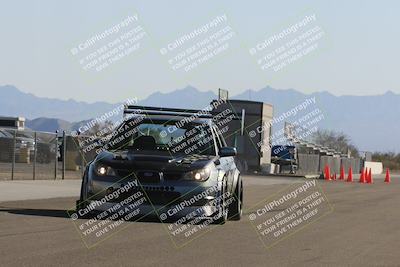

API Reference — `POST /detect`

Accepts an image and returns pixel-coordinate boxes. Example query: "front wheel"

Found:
[213,180,228,225]
[228,177,243,220]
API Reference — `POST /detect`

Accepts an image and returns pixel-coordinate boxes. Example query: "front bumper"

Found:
[80,201,219,220]
[79,173,224,220]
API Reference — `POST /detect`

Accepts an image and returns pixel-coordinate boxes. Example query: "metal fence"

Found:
[0,128,57,180]
[0,128,97,180]
[0,127,363,180]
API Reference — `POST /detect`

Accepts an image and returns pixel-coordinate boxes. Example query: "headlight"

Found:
[95,164,117,176]
[183,167,211,181]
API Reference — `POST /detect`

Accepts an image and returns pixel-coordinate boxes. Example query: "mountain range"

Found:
[1,84,399,152]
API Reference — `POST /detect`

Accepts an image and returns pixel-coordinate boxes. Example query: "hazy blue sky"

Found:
[0,0,399,103]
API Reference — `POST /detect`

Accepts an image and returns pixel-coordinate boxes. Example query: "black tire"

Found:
[76,199,87,218]
[76,199,97,219]
[76,169,91,219]
[213,180,228,225]
[228,177,243,220]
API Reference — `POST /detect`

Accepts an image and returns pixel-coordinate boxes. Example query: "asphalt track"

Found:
[1,174,399,266]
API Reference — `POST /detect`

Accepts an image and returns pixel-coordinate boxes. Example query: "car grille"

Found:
[115,187,181,205]
[136,171,160,183]
[116,170,182,205]
[115,169,135,178]
[163,172,183,181]
[116,170,183,182]
[115,170,160,183]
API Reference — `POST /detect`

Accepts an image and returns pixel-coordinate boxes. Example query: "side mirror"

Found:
[219,147,237,157]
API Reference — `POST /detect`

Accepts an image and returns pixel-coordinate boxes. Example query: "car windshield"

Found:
[107,119,216,155]
[0,130,13,138]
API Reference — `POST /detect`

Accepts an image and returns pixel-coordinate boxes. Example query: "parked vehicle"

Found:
[0,130,13,162]
[0,129,52,163]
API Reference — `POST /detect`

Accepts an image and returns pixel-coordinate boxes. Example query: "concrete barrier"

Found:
[320,156,341,175]
[297,154,320,174]
[261,163,279,174]
[341,158,361,174]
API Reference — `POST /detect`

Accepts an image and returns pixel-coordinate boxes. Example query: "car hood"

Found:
[94,150,218,172]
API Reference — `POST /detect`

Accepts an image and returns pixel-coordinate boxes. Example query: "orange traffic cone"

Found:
[370,168,373,183]
[359,168,366,183]
[340,165,345,180]
[325,165,331,181]
[347,167,353,182]
[327,166,331,181]
[367,168,373,184]
[385,168,391,183]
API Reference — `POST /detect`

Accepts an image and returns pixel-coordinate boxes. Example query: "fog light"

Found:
[106,187,113,194]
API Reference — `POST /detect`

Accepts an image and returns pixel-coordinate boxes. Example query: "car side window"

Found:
[219,132,227,147]
[213,126,224,150]
[214,126,227,147]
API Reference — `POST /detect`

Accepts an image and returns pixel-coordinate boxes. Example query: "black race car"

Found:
[76,106,243,224]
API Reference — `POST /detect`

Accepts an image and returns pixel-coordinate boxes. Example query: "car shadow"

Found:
[0,208,70,218]
[0,207,164,223]
[1,207,284,224]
